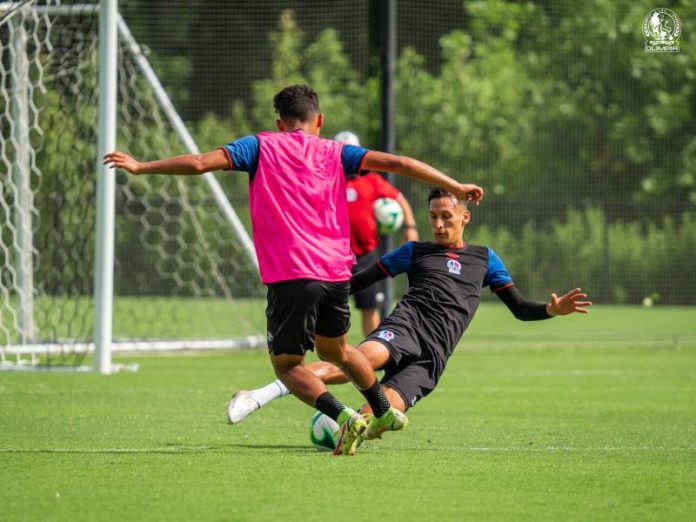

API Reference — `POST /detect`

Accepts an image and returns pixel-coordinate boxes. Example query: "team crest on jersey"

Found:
[346,187,358,203]
[377,329,395,342]
[447,259,462,275]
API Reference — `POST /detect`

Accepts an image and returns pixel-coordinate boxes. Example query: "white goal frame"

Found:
[0,1,263,372]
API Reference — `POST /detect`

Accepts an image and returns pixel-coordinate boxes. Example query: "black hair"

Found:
[273,84,320,121]
[428,186,468,208]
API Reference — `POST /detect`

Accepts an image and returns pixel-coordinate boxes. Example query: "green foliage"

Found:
[10,2,695,304]
[469,207,696,305]
[194,3,696,231]
[182,1,693,304]
[193,10,378,151]
[389,0,696,213]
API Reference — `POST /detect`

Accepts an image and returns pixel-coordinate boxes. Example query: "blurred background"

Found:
[1,0,695,360]
[120,0,696,305]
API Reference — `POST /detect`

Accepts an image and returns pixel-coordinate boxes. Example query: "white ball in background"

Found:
[373,197,404,234]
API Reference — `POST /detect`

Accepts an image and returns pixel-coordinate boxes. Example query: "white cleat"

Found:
[226,390,260,424]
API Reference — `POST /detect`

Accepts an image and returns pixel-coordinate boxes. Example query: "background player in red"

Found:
[335,131,419,337]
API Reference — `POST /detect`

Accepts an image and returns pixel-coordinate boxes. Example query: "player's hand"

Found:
[103,150,141,174]
[403,226,419,242]
[456,183,484,205]
[546,288,592,316]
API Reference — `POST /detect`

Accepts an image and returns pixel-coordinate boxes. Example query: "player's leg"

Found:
[363,357,442,440]
[315,281,404,453]
[359,384,407,413]
[226,341,391,424]
[355,384,407,448]
[360,309,380,337]
[314,283,393,413]
[269,349,365,457]
[354,285,380,338]
[352,250,383,337]
[228,344,390,429]
[314,333,386,455]
[268,353,326,406]
[356,326,425,439]
[227,280,362,443]
[307,339,392,384]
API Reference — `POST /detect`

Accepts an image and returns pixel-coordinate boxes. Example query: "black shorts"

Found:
[365,321,447,411]
[265,279,351,356]
[351,250,385,309]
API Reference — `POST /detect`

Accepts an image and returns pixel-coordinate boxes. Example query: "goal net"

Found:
[0,1,265,370]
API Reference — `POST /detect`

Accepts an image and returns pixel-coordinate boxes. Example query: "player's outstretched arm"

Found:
[496,285,591,320]
[350,263,388,295]
[361,151,483,204]
[546,288,592,316]
[103,149,229,176]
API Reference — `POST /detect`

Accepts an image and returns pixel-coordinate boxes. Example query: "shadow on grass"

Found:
[0,443,316,455]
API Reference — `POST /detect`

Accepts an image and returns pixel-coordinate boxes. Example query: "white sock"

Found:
[252,380,289,407]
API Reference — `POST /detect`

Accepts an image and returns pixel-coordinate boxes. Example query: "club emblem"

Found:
[377,330,395,342]
[643,8,681,53]
[447,259,462,275]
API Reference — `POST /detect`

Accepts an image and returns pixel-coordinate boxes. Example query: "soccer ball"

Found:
[309,411,340,452]
[373,197,404,234]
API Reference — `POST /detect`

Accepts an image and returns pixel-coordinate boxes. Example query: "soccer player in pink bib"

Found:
[104,84,483,455]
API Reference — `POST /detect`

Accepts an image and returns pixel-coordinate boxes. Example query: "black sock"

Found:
[314,392,345,422]
[360,379,390,418]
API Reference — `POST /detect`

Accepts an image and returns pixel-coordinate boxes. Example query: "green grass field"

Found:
[1,304,695,521]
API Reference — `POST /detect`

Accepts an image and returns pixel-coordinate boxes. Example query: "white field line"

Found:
[468,446,696,452]
[1,446,694,454]
[0,446,221,454]
[500,370,649,377]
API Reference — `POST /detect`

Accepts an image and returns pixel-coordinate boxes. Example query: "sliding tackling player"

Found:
[227,187,591,438]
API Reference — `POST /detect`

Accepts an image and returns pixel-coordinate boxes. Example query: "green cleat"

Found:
[355,412,373,449]
[333,410,368,456]
[363,407,408,440]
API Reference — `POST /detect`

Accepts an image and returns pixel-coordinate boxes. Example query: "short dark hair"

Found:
[273,84,320,121]
[428,186,467,208]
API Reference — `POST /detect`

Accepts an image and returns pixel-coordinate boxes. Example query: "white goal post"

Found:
[0,1,265,372]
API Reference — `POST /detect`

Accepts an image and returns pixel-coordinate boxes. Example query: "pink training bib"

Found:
[249,130,354,284]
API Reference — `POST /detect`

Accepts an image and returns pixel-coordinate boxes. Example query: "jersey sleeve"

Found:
[378,241,415,277]
[220,135,259,174]
[370,173,401,199]
[341,144,369,177]
[484,247,514,291]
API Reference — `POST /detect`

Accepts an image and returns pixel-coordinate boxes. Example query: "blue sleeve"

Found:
[379,242,415,277]
[484,247,513,290]
[341,144,369,176]
[222,135,259,174]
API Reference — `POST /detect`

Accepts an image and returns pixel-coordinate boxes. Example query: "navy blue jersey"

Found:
[377,241,513,359]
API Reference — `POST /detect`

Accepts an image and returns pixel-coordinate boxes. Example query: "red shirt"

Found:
[346,172,401,256]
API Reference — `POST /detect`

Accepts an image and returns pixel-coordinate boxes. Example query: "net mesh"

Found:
[0,1,263,366]
[136,0,689,307]
[1,1,694,368]
[394,0,696,305]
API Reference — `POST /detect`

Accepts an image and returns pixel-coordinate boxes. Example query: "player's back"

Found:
[250,130,353,284]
